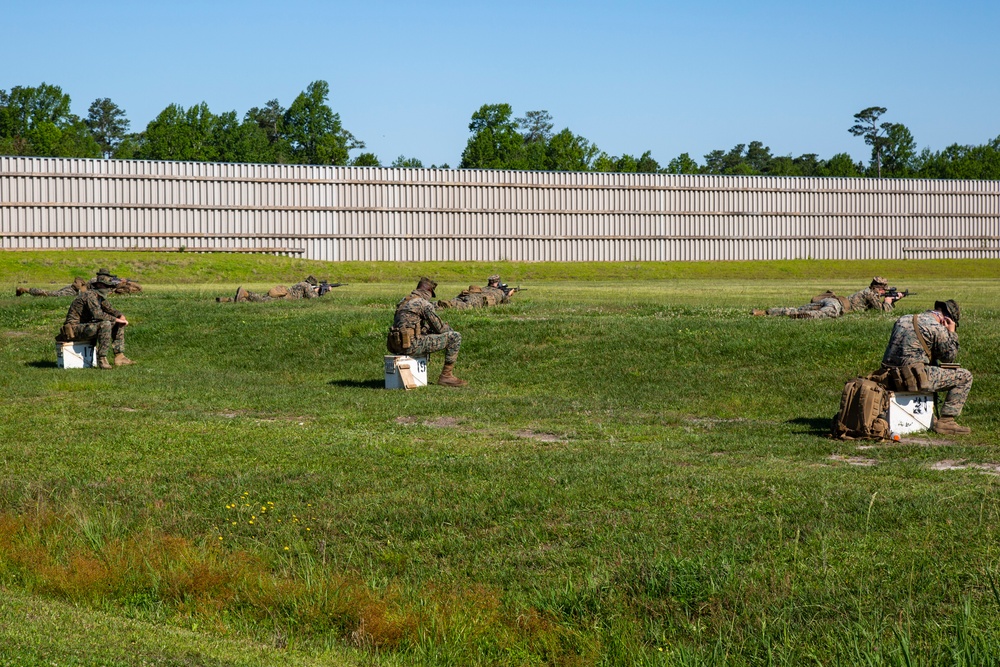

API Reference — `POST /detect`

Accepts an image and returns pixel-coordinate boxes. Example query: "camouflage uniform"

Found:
[86,268,143,295]
[438,286,487,309]
[389,288,462,365]
[238,281,318,302]
[62,290,126,358]
[881,310,972,417]
[766,286,893,319]
[19,277,87,297]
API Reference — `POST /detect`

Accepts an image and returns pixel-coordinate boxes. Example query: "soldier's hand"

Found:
[942,316,956,333]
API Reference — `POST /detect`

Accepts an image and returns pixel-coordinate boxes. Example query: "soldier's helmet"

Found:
[870,276,889,289]
[304,275,318,286]
[416,277,437,298]
[487,274,501,286]
[934,299,961,328]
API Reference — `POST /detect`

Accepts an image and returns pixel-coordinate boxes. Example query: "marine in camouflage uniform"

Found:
[59,275,134,369]
[223,276,325,302]
[880,299,972,434]
[437,275,516,309]
[387,277,467,387]
[85,268,142,295]
[17,276,88,297]
[755,277,898,319]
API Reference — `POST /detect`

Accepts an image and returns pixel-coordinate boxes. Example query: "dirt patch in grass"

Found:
[4,331,30,338]
[929,460,1000,475]
[514,430,565,443]
[829,454,877,467]
[395,416,460,428]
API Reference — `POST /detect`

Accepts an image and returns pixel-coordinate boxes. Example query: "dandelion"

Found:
[218,536,223,541]
[284,546,290,551]
[249,520,254,525]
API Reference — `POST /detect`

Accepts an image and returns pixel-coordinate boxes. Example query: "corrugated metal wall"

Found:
[2,156,998,261]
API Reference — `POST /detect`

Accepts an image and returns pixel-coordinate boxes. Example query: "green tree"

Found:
[817,152,863,177]
[138,103,218,161]
[666,153,700,174]
[284,81,363,165]
[245,99,289,162]
[459,103,524,169]
[880,122,917,177]
[545,128,599,171]
[915,137,1000,180]
[352,152,381,166]
[0,83,100,157]
[391,156,424,168]
[86,98,130,158]
[848,106,892,177]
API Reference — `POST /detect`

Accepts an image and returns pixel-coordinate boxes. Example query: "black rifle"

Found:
[498,283,526,295]
[319,282,348,296]
[886,287,914,300]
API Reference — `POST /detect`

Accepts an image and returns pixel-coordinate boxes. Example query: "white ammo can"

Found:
[56,340,97,369]
[384,355,428,390]
[888,392,934,434]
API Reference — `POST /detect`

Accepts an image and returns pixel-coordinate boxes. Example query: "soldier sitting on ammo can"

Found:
[387,277,467,387]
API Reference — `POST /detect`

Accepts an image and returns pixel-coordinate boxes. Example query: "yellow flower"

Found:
[284,546,290,551]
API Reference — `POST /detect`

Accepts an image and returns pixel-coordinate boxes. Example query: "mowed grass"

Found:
[1,254,1000,665]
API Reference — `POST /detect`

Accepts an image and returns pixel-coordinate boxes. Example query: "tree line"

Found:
[2,81,998,179]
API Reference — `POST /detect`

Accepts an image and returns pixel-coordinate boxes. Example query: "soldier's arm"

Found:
[94,294,123,321]
[930,325,959,364]
[420,302,452,334]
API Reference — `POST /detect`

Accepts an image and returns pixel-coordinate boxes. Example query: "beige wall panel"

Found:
[1,157,998,260]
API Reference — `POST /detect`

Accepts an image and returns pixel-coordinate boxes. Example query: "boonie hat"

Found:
[934,299,961,328]
[416,277,437,298]
[870,276,889,289]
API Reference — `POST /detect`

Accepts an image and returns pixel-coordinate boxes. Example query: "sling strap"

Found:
[912,314,932,360]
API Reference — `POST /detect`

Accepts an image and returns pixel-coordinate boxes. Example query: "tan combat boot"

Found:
[97,356,113,370]
[216,296,232,303]
[114,353,135,366]
[15,286,27,296]
[235,286,249,302]
[933,416,971,435]
[437,363,468,387]
[751,309,765,316]
[437,300,451,309]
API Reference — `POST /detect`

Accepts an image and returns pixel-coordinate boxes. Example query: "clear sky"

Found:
[4,0,998,169]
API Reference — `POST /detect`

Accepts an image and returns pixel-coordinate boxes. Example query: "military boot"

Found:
[235,286,249,302]
[437,363,468,387]
[114,353,135,366]
[97,356,113,370]
[216,296,232,303]
[15,286,27,296]
[933,416,971,435]
[437,300,451,309]
[751,309,765,316]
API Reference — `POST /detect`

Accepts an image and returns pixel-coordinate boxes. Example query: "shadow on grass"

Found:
[27,360,58,369]
[787,416,832,436]
[329,378,385,389]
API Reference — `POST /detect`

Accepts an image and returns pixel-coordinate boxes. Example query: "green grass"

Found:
[2,256,1000,665]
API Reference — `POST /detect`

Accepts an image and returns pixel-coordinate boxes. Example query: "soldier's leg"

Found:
[111,323,126,355]
[926,366,973,417]
[73,322,114,358]
[29,288,52,297]
[408,332,462,365]
[812,298,844,319]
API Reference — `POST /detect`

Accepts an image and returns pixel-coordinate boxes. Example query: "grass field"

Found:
[1,252,999,666]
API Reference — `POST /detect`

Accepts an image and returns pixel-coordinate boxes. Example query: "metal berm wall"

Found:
[1,156,998,261]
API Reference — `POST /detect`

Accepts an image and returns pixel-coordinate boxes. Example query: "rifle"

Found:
[886,287,913,300]
[319,282,348,296]
[498,282,526,295]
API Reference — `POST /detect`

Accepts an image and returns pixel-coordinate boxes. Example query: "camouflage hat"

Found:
[97,267,113,277]
[934,299,961,328]
[304,275,318,286]
[416,277,437,298]
[487,274,501,285]
[870,276,889,289]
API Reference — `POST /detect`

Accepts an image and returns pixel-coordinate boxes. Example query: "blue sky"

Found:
[4,0,998,168]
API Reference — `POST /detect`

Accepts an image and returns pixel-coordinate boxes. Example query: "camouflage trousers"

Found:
[768,297,843,319]
[30,285,76,297]
[71,321,126,358]
[406,331,462,365]
[925,366,973,417]
[440,296,483,309]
